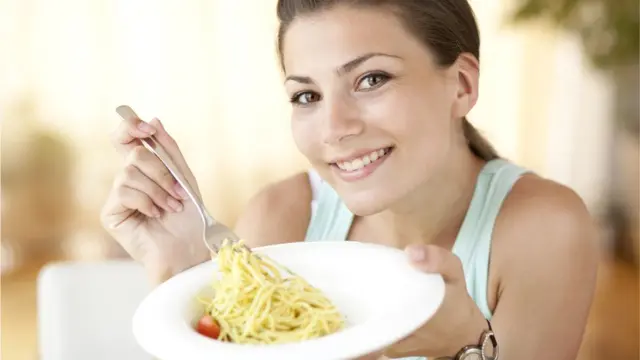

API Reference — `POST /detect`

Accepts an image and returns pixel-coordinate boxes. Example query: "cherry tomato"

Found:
[196,315,221,339]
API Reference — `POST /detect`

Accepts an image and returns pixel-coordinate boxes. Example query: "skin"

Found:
[101,5,598,360]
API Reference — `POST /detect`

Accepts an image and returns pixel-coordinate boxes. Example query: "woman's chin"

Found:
[339,191,394,217]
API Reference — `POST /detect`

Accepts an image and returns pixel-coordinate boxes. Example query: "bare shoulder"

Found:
[488,171,600,358]
[493,173,599,282]
[234,172,313,248]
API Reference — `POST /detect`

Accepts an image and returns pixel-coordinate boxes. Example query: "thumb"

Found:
[405,244,465,283]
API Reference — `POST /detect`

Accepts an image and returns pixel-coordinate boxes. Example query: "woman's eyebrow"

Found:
[337,52,402,75]
[284,52,402,84]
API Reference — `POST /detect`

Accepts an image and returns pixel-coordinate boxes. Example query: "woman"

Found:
[101,1,598,359]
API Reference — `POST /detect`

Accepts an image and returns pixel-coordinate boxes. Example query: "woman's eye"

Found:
[356,72,390,91]
[291,92,321,105]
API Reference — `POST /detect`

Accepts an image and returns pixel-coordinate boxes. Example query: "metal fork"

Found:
[116,105,241,254]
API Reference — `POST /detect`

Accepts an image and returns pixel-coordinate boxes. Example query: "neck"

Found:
[374,149,485,249]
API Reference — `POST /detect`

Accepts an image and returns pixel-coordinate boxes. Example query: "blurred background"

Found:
[1,0,638,359]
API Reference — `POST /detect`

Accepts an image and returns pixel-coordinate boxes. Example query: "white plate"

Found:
[132,241,445,360]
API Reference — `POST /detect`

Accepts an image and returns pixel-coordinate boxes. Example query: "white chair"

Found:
[37,260,154,360]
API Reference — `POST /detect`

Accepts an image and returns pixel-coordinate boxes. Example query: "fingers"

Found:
[101,145,188,230]
[100,182,161,231]
[119,162,184,213]
[111,106,198,195]
[405,244,465,283]
[115,185,162,218]
[126,145,187,201]
[111,107,157,154]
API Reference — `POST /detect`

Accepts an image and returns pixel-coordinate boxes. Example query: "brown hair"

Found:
[276,0,499,161]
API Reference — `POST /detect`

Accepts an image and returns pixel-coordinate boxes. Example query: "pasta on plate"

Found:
[195,239,345,344]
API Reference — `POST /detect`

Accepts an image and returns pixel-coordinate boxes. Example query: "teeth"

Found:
[344,162,353,171]
[336,148,389,172]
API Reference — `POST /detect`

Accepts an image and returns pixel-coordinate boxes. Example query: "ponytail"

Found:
[462,117,499,161]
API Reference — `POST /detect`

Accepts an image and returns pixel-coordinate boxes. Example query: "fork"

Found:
[116,105,241,254]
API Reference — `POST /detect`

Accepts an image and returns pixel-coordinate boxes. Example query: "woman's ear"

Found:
[451,53,479,119]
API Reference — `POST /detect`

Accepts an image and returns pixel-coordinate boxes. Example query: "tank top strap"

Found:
[304,172,354,242]
[452,159,531,319]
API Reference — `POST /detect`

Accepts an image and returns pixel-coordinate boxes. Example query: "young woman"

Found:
[101,1,598,359]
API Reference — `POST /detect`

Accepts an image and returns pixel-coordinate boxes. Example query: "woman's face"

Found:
[283,6,467,216]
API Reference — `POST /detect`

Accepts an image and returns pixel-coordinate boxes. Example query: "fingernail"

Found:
[174,184,189,199]
[406,245,426,262]
[151,206,162,217]
[152,117,162,125]
[138,121,156,134]
[167,197,183,212]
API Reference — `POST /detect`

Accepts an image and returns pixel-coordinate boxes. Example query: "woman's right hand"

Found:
[100,114,210,284]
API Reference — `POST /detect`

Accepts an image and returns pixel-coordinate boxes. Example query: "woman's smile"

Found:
[330,146,395,182]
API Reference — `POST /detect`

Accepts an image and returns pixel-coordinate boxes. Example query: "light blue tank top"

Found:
[303,159,529,360]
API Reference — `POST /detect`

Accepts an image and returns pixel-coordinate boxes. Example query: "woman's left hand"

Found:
[363,244,490,359]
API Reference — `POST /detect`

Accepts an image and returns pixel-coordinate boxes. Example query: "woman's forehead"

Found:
[281,7,425,74]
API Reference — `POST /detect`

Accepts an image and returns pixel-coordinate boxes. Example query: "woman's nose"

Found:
[321,97,364,145]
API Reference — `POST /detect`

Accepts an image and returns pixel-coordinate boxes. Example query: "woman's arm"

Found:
[490,177,599,359]
[234,171,313,248]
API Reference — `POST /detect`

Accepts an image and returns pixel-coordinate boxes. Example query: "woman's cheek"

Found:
[291,120,321,163]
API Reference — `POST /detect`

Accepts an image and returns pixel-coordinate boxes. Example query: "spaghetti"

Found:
[196,239,345,344]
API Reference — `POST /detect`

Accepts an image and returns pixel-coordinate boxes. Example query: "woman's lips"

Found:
[331,147,394,182]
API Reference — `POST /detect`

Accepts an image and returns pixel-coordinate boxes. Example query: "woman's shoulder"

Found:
[492,172,599,281]
[500,173,593,235]
[234,171,312,248]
